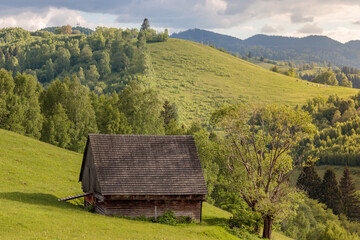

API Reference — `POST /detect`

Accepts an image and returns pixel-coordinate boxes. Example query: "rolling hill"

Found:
[0,129,295,239]
[148,38,358,124]
[171,29,360,68]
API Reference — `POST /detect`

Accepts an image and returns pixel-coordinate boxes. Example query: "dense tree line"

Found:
[299,66,360,88]
[297,164,360,221]
[296,94,360,166]
[0,68,183,152]
[0,23,168,94]
[40,26,94,35]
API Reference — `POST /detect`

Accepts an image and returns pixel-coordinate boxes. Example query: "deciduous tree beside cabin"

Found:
[213,104,314,239]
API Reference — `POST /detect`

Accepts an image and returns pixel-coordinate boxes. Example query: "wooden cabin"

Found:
[78,134,208,221]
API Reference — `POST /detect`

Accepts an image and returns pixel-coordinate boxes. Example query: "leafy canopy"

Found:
[213,103,314,238]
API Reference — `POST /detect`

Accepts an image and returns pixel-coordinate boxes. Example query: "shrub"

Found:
[177,216,193,224]
[85,203,95,213]
[228,210,262,233]
[115,211,193,225]
[155,211,177,225]
[133,215,152,222]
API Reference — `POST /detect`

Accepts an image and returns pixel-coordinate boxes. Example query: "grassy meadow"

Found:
[0,129,292,239]
[148,39,358,124]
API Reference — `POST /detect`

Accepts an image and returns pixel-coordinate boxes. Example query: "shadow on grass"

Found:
[202,217,228,226]
[0,192,85,212]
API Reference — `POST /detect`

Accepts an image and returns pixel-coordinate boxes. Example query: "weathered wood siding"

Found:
[95,202,105,215]
[102,199,202,221]
[81,145,100,193]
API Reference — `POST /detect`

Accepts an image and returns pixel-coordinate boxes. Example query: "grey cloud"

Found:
[297,24,323,34]
[261,24,278,33]
[353,20,360,25]
[261,24,285,34]
[291,13,314,23]
[1,0,360,29]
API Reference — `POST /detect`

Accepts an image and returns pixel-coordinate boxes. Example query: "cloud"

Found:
[0,8,87,31]
[297,24,323,34]
[0,0,360,44]
[0,0,358,29]
[290,13,314,23]
[261,24,284,34]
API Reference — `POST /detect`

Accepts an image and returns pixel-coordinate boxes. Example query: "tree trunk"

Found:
[262,215,273,239]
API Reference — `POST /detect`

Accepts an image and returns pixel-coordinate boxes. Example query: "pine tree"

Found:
[161,100,177,126]
[340,166,360,220]
[320,168,343,215]
[296,163,322,199]
[141,18,150,31]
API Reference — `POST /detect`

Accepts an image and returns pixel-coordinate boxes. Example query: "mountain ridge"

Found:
[171,29,360,67]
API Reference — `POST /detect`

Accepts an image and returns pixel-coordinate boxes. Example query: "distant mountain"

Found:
[171,29,360,68]
[345,40,360,50]
[171,28,243,51]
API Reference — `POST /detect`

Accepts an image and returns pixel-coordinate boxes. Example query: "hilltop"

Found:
[148,39,358,123]
[171,29,360,68]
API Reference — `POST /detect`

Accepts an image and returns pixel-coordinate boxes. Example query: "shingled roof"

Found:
[79,134,208,196]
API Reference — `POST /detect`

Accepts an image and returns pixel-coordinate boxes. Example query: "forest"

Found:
[298,93,360,166]
[0,23,168,93]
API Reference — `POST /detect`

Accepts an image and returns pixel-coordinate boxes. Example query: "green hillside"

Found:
[148,39,359,123]
[0,129,294,239]
[0,129,238,239]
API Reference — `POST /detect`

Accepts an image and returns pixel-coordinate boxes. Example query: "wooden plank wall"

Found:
[102,200,202,221]
[95,202,105,215]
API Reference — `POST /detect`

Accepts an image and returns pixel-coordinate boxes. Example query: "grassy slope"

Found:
[148,39,358,123]
[0,129,238,240]
[0,129,292,239]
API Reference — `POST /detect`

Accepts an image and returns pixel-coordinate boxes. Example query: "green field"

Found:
[148,39,358,124]
[0,129,292,239]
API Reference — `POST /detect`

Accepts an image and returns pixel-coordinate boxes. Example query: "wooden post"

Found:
[155,206,157,219]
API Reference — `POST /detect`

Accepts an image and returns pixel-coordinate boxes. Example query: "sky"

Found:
[1,0,360,43]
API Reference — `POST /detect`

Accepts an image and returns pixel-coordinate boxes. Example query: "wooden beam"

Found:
[58,192,92,201]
